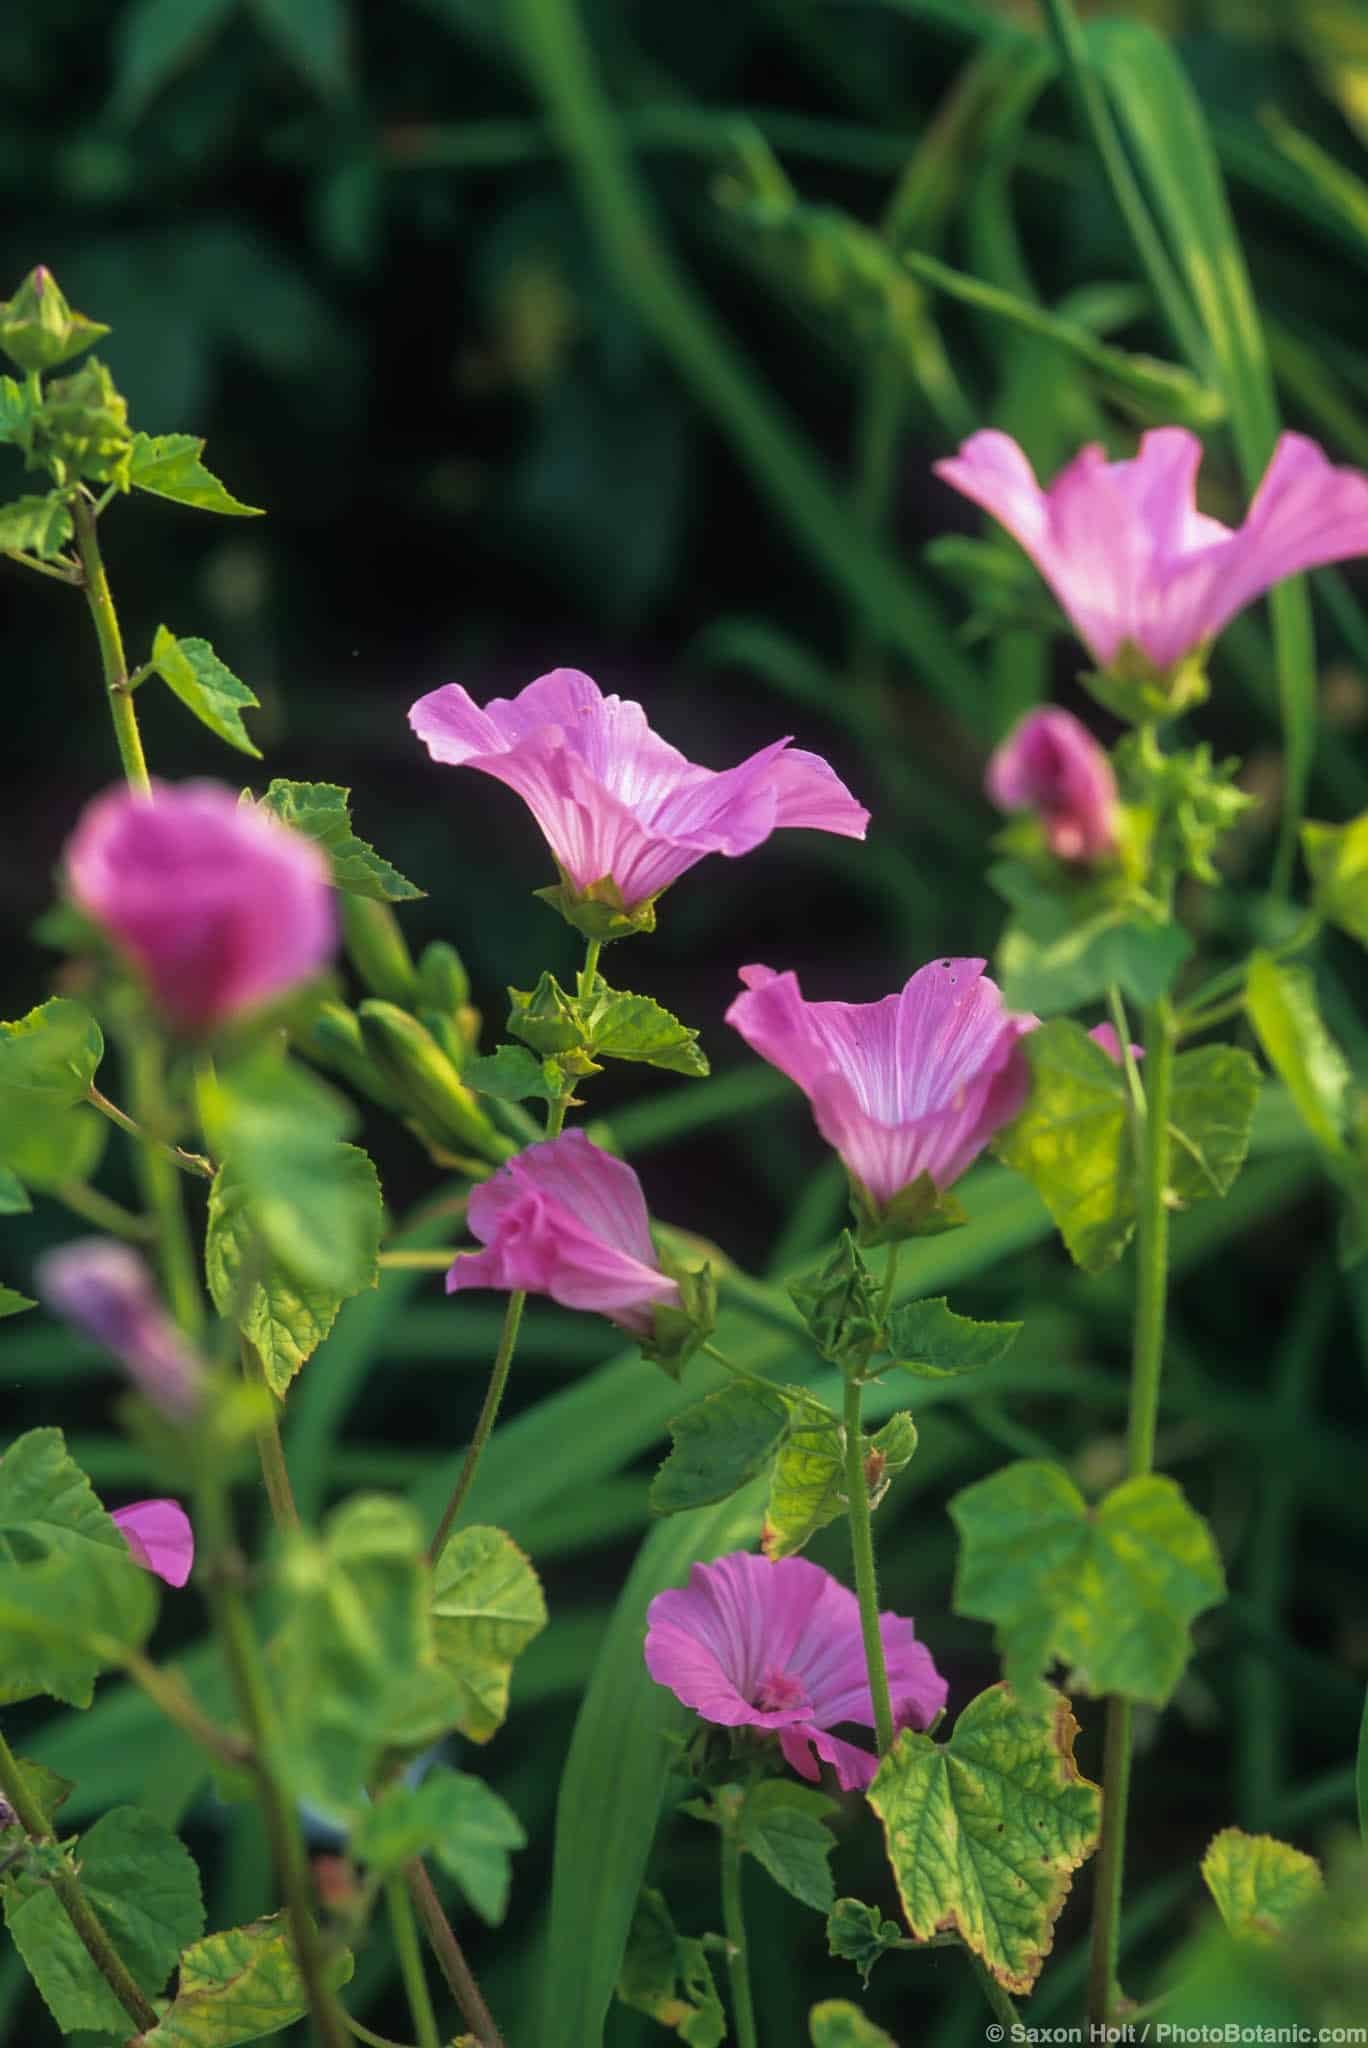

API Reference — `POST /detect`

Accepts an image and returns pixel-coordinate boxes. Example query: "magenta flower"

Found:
[644,1551,946,1791]
[112,1500,194,1587]
[1089,1022,1143,1063]
[446,1129,680,1333]
[936,428,1368,675]
[986,707,1118,863]
[65,780,335,1036]
[409,667,869,913]
[35,1240,204,1420]
[726,959,1035,1209]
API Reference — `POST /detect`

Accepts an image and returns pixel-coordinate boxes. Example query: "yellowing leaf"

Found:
[431,1525,548,1742]
[1202,1829,1323,1941]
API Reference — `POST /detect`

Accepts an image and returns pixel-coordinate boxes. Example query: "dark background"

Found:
[3,1,1368,2042]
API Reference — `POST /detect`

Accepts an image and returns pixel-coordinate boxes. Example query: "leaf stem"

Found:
[843,1374,896,1756]
[1175,911,1321,1030]
[0,1727,160,2033]
[241,1338,300,1534]
[378,1248,460,1270]
[114,1645,249,1766]
[87,1083,214,1178]
[386,1874,442,2048]
[719,1823,759,2048]
[1086,998,1174,2026]
[3,547,81,584]
[71,493,151,797]
[130,1034,204,1340]
[406,1862,505,2048]
[970,1950,1020,2028]
[54,1180,156,1241]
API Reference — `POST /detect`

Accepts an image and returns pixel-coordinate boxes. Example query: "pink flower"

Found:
[408,667,869,912]
[65,781,335,1036]
[35,1240,203,1419]
[935,428,1368,673]
[1088,1022,1144,1063]
[446,1129,680,1333]
[644,1551,946,1791]
[725,959,1035,1208]
[112,1500,194,1587]
[986,707,1118,862]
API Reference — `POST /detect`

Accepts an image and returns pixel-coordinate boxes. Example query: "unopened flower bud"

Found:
[357,1001,509,1161]
[303,1001,405,1112]
[507,971,584,1055]
[416,939,470,1014]
[341,894,419,1007]
[35,1240,204,1420]
[0,265,109,373]
[986,708,1118,863]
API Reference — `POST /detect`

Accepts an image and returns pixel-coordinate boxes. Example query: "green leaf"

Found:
[205,1149,381,1394]
[809,2002,898,2048]
[463,1044,564,1105]
[0,1427,157,1707]
[762,1388,845,1559]
[256,779,423,900]
[950,1461,1226,1707]
[274,1495,462,1819]
[582,988,709,1078]
[352,1768,526,1925]
[616,1889,725,2048]
[430,1524,548,1743]
[0,1165,31,1213]
[0,997,103,1106]
[869,1682,1101,1995]
[788,1231,881,1371]
[0,1099,106,1190]
[1167,1043,1262,1203]
[151,626,262,758]
[111,0,239,122]
[825,1899,904,1988]
[0,1286,36,1319]
[739,1780,837,1912]
[1304,813,1368,949]
[1246,954,1349,1160]
[651,1382,790,1515]
[197,1048,381,1295]
[127,432,263,515]
[1000,905,1192,1017]
[0,493,74,560]
[4,1806,202,2035]
[0,374,33,446]
[135,1913,354,2048]
[1201,1829,1322,1941]
[250,0,350,96]
[884,1296,1021,1379]
[0,1758,72,1853]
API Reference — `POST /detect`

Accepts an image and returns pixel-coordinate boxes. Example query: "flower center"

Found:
[753,1667,808,1713]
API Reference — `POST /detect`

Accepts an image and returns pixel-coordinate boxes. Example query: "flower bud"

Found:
[341,894,418,1007]
[507,971,584,1055]
[302,1001,405,1112]
[357,1001,510,1161]
[0,266,109,373]
[35,1240,204,1420]
[416,940,470,1014]
[32,358,132,487]
[986,708,1118,864]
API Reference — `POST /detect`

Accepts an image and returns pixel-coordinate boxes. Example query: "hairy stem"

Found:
[843,1374,896,1756]
[71,494,151,798]
[0,1728,159,2032]
[386,1874,442,2048]
[720,1825,759,2048]
[407,1862,504,2048]
[1086,999,1174,2025]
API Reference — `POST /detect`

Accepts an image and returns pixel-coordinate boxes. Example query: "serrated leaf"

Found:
[826,1899,904,1987]
[205,1149,381,1394]
[128,432,262,514]
[616,1889,726,2048]
[274,1495,462,1819]
[1246,953,1349,1159]
[884,1297,1021,1379]
[0,1758,73,1854]
[0,997,103,1105]
[739,1780,837,1912]
[809,2002,898,2048]
[463,1044,563,1105]
[352,1767,526,1924]
[869,1683,1101,1994]
[256,779,423,901]
[582,988,709,1077]
[0,1098,106,1190]
[430,1525,547,1742]
[0,1427,157,1707]
[652,1383,790,1515]
[951,1461,1226,1707]
[1167,1043,1262,1201]
[4,1806,203,2035]
[136,1913,354,2048]
[762,1388,845,1559]
[0,1286,36,1318]
[151,626,262,758]
[251,0,351,97]
[1304,812,1368,948]
[1201,1829,1322,1942]
[0,1165,31,1213]
[0,493,73,560]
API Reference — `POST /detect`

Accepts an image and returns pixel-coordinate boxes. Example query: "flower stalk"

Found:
[70,493,151,799]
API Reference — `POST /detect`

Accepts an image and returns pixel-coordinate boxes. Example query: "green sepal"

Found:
[464,1044,566,1105]
[134,1913,354,2047]
[1115,733,1255,885]
[255,779,423,901]
[883,1296,1021,1379]
[616,1888,726,2048]
[534,865,661,942]
[826,1898,904,1987]
[507,971,585,1055]
[429,1525,548,1744]
[641,1255,717,1379]
[848,1170,967,1248]
[0,267,108,372]
[788,1231,882,1374]
[0,492,74,560]
[1303,812,1368,948]
[127,431,263,516]
[151,625,261,757]
[1201,1828,1322,1942]
[31,357,132,487]
[1080,641,1210,723]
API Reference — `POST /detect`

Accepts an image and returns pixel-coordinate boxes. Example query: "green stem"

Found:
[54,1180,155,1241]
[130,1035,204,1340]
[0,1728,159,2033]
[115,1646,248,1766]
[877,1242,901,1327]
[4,546,81,584]
[581,937,602,993]
[194,1479,347,2048]
[241,1339,300,1534]
[970,1951,1020,2028]
[386,1874,442,2048]
[1087,999,1174,2026]
[71,494,151,797]
[1176,911,1321,1026]
[843,1375,896,1756]
[406,1863,504,2048]
[719,1826,759,2048]
[87,1084,214,1178]
[379,1249,460,1270]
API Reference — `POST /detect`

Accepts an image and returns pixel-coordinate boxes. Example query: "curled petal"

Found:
[112,1499,194,1587]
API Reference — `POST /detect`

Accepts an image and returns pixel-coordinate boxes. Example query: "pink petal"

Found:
[1207,432,1368,632]
[779,1726,882,1792]
[1088,1022,1144,1064]
[112,1500,194,1587]
[985,708,1118,863]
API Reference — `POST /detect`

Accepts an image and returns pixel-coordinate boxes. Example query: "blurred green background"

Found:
[4,0,1368,2041]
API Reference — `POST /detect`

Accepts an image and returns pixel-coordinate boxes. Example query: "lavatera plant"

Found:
[2,261,1368,2048]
